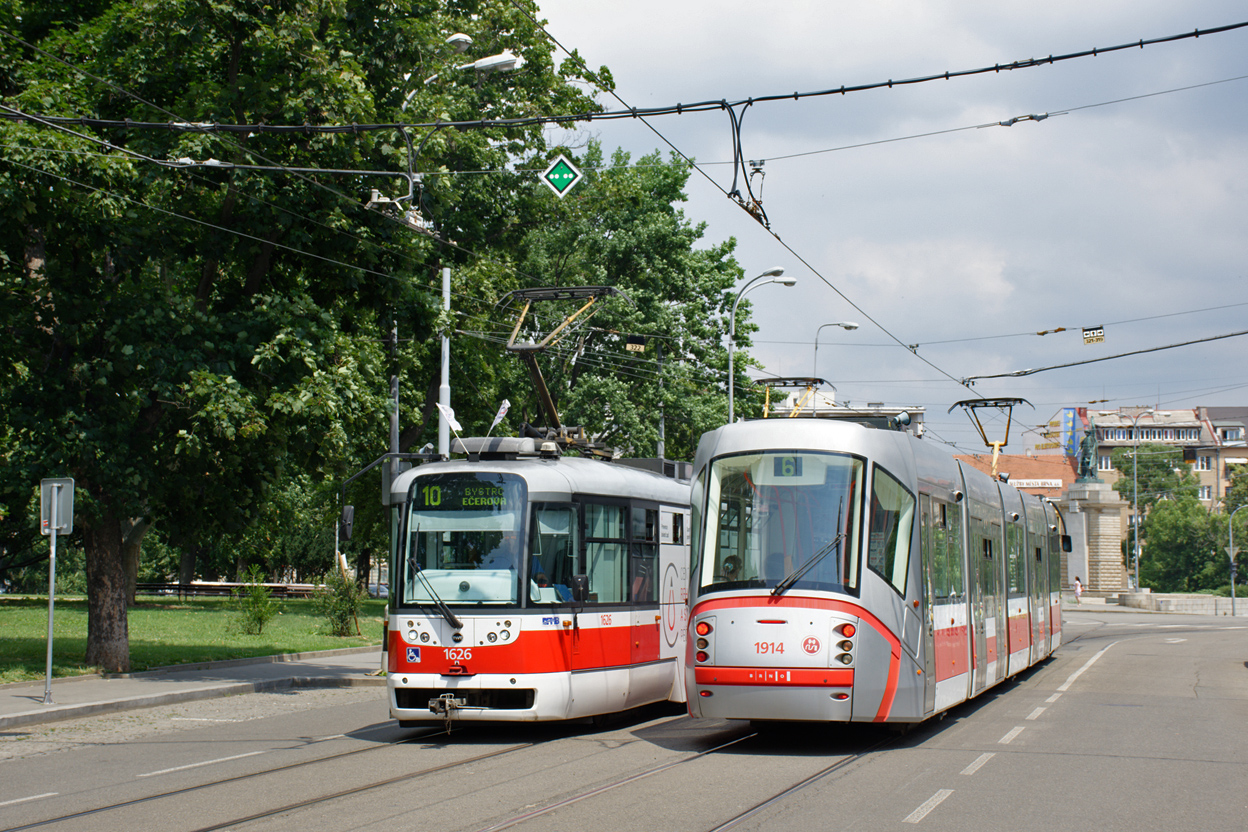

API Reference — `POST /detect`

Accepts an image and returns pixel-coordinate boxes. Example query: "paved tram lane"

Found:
[721,610,1248,831]
[2,610,1245,832]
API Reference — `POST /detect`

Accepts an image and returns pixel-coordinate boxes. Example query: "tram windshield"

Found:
[696,451,864,595]
[401,472,526,606]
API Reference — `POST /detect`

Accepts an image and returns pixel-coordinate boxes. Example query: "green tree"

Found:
[0,0,602,670]
[1110,444,1196,515]
[1138,495,1227,592]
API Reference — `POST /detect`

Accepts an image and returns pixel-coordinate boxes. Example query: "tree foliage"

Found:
[1109,444,1196,514]
[0,0,604,670]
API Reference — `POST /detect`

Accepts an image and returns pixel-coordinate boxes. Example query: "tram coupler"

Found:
[430,693,467,733]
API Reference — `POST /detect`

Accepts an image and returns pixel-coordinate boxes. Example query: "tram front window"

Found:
[402,473,526,606]
[698,451,864,594]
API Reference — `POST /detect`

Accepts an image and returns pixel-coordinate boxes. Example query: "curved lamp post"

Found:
[1130,409,1156,591]
[812,321,860,379]
[728,267,794,423]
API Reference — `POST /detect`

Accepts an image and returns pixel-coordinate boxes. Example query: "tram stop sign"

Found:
[541,154,582,198]
[40,478,74,536]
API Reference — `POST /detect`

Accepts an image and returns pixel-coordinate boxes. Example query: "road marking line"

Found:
[1026,707,1046,720]
[0,793,57,808]
[136,750,266,777]
[904,789,954,823]
[961,753,995,775]
[1057,641,1117,692]
[1164,638,1187,643]
[1046,693,1062,703]
[171,718,241,722]
[999,726,1025,744]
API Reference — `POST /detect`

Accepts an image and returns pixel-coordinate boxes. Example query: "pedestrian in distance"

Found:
[1074,576,1083,605]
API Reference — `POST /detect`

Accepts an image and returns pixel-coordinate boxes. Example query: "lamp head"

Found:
[759,266,785,278]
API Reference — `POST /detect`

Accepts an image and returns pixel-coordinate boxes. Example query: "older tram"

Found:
[685,417,1064,724]
[386,437,690,725]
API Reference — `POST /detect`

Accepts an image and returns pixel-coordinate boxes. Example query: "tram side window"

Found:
[946,503,964,598]
[868,468,915,597]
[1006,522,1025,596]
[529,505,578,603]
[630,507,658,602]
[584,503,626,604]
[931,502,949,599]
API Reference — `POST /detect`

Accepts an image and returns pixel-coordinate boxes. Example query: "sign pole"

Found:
[40,478,74,705]
[43,483,59,705]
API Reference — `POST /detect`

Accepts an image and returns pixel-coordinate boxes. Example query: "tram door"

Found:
[1026,506,1047,664]
[969,513,989,695]
[919,496,937,716]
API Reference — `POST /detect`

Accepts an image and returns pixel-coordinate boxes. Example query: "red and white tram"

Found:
[685,417,1065,724]
[386,438,690,725]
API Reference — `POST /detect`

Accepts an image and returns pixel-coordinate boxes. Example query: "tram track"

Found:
[0,725,530,832]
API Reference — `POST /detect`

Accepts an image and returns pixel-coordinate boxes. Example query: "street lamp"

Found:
[728,267,795,423]
[812,321,860,379]
[1230,504,1246,617]
[1130,409,1156,591]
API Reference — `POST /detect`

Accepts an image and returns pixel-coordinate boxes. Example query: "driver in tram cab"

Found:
[481,531,519,569]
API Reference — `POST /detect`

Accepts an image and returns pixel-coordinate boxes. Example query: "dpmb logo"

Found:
[803,637,821,655]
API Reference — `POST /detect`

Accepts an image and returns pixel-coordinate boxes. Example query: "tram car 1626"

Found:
[685,417,1066,724]
[386,437,691,726]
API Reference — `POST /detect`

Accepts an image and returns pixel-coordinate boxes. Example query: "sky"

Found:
[531,0,1248,455]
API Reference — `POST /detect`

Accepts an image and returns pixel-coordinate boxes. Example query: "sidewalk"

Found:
[0,647,386,730]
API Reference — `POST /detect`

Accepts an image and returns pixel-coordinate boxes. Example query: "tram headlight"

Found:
[838,640,854,652]
[696,637,709,650]
[696,651,709,663]
[487,632,498,643]
[407,629,419,642]
[499,629,510,641]
[838,623,856,638]
[695,621,713,636]
[420,632,430,643]
[837,653,853,665]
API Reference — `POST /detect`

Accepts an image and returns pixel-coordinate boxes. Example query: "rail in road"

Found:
[3,611,1245,831]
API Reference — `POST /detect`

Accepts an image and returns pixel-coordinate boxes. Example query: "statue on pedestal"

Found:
[1076,418,1100,482]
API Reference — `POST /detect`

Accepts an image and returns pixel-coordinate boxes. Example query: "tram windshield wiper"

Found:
[773,498,845,597]
[771,531,846,596]
[410,525,463,630]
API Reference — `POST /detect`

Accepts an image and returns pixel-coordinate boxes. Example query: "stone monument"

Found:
[1064,418,1127,594]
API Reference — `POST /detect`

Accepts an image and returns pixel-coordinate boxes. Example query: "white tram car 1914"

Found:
[685,417,1067,724]
[385,437,691,725]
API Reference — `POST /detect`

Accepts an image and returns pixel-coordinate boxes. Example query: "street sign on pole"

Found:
[41,478,74,535]
[541,154,582,198]
[39,478,73,705]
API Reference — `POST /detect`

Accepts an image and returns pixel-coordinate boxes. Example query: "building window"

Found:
[1198,485,1213,501]
[1194,456,1212,471]
[1098,455,1114,471]
[1222,428,1243,442]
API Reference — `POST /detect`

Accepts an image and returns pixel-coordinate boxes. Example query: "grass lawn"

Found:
[0,595,386,684]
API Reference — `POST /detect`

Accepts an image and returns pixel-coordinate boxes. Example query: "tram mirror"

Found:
[571,574,589,603]
[1061,534,1072,553]
[340,505,355,542]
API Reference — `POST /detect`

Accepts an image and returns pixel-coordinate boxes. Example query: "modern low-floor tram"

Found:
[685,417,1064,724]
[386,438,691,725]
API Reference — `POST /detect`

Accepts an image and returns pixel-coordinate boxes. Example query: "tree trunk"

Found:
[178,546,198,585]
[123,516,152,606]
[83,507,130,672]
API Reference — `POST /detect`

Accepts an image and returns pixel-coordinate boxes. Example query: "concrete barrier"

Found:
[1118,592,1246,616]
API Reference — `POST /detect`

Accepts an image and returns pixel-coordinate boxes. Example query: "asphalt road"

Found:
[2,610,1245,832]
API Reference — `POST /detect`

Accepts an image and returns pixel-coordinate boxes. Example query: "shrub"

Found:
[231,565,280,635]
[314,569,365,636]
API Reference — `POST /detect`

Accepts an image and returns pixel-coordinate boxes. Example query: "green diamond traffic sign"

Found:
[542,154,582,198]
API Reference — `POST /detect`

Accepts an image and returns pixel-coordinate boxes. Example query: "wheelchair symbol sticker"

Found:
[406,647,421,663]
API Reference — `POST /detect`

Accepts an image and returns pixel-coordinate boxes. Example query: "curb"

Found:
[0,645,381,692]
[0,674,387,731]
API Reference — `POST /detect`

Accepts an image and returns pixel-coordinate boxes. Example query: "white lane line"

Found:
[171,718,240,723]
[136,750,266,778]
[0,793,57,808]
[1164,638,1187,643]
[904,789,954,823]
[1026,707,1046,721]
[1057,641,1117,692]
[960,753,995,776]
[1046,693,1062,703]
[999,726,1025,745]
